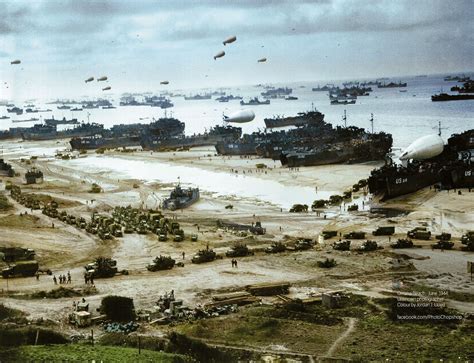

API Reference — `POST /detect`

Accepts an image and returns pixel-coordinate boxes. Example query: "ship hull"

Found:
[264,113,324,128]
[215,142,259,155]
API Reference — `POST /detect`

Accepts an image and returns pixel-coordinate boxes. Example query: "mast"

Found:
[370,113,374,133]
[342,109,347,128]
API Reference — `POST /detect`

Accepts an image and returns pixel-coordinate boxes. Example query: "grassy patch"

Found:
[335,313,473,361]
[0,344,190,363]
[0,304,25,320]
[175,305,345,356]
[27,286,97,299]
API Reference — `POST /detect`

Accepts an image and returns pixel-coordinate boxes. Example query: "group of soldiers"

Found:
[53,271,71,285]
[83,273,95,285]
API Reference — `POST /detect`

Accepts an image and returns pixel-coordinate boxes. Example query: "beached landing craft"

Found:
[223,110,255,123]
[368,129,474,200]
[162,185,200,210]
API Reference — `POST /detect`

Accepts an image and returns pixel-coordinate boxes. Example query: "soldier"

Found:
[67,271,71,284]
[90,275,94,285]
[84,273,89,285]
[53,275,57,285]
[182,251,185,260]
[35,272,39,281]
[234,260,238,268]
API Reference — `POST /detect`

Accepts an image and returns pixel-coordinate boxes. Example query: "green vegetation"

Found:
[0,344,190,363]
[28,286,97,299]
[0,326,68,347]
[176,304,345,356]
[317,257,337,268]
[0,193,12,211]
[336,313,473,361]
[0,304,25,321]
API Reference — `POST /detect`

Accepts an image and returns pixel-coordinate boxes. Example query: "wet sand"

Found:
[1,139,473,333]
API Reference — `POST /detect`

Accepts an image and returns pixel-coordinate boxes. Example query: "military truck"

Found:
[289,204,308,213]
[147,256,176,271]
[0,247,35,263]
[435,233,451,241]
[321,230,338,239]
[461,231,474,244]
[332,240,351,251]
[265,242,286,254]
[191,248,217,264]
[2,261,39,278]
[390,239,414,249]
[347,204,358,211]
[372,226,395,236]
[294,239,314,251]
[343,231,366,239]
[358,240,379,252]
[84,257,119,278]
[226,244,254,257]
[407,227,431,240]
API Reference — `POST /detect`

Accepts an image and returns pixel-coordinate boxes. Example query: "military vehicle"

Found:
[435,233,451,241]
[84,257,120,278]
[333,240,351,251]
[407,227,431,240]
[191,248,217,264]
[0,159,15,177]
[147,256,176,271]
[390,239,414,249]
[265,242,286,254]
[217,220,266,235]
[343,231,366,239]
[431,240,454,250]
[372,226,395,236]
[294,239,314,251]
[225,244,254,257]
[358,240,379,252]
[321,230,338,239]
[289,204,308,213]
[347,204,358,211]
[2,261,39,278]
[461,231,474,244]
[0,247,35,262]
[191,234,198,242]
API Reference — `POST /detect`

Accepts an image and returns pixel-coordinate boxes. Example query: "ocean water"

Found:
[1,74,473,149]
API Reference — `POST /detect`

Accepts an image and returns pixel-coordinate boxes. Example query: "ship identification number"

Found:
[395,178,408,184]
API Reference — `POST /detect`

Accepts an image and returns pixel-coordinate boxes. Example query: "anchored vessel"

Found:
[217,111,392,166]
[141,125,242,151]
[264,110,324,128]
[368,130,474,200]
[22,123,104,141]
[431,93,474,102]
[162,185,200,210]
[70,118,185,150]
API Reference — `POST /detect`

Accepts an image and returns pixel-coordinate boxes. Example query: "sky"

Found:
[0,0,473,100]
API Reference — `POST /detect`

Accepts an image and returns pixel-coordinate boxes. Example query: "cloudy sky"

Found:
[1,0,473,99]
